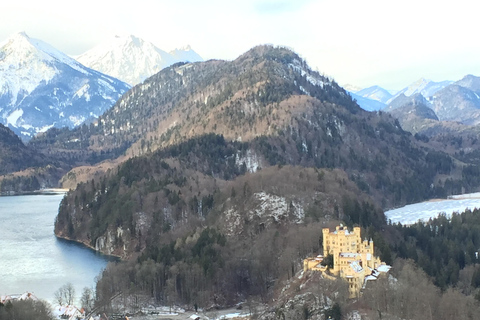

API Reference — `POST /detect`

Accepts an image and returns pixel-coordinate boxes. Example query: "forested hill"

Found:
[0,123,70,192]
[0,124,47,174]
[55,133,390,307]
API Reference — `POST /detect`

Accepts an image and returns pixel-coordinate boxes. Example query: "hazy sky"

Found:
[1,0,479,90]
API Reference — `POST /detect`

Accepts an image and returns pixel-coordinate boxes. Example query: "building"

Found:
[303,225,390,297]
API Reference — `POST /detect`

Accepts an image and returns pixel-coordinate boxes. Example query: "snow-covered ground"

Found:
[385,193,480,225]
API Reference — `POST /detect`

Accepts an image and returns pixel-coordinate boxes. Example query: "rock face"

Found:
[0,32,130,140]
[257,271,349,320]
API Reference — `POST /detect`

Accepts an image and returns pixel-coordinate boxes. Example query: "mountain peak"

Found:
[235,45,302,66]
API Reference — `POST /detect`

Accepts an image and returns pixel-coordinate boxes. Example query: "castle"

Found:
[303,225,389,297]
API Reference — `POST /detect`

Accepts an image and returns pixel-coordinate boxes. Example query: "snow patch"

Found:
[250,192,304,224]
[38,124,54,133]
[235,149,261,173]
[73,83,91,101]
[6,109,23,126]
[289,59,326,88]
[69,115,86,127]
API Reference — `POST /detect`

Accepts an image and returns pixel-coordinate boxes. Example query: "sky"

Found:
[1,0,480,90]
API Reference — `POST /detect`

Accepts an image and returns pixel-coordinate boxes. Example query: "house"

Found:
[1,292,38,304]
[56,305,85,320]
[304,225,390,297]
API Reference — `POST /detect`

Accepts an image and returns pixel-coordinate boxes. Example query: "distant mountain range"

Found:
[349,78,452,111]
[76,35,203,85]
[348,76,480,130]
[0,32,130,140]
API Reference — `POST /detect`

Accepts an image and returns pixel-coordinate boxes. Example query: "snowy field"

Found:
[384,193,480,225]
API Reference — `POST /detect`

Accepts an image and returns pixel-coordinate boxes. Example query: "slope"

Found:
[0,123,47,175]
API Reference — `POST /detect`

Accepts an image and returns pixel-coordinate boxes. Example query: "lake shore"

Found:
[0,188,68,196]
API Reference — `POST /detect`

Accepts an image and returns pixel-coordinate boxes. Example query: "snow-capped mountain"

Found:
[356,85,393,104]
[349,92,386,112]
[0,32,130,140]
[76,35,203,85]
[388,78,452,103]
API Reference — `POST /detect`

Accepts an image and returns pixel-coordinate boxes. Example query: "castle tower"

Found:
[322,228,330,255]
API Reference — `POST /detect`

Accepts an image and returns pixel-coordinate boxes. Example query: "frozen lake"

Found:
[385,193,480,225]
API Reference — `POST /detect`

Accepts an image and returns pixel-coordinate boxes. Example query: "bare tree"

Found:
[80,287,95,313]
[54,282,76,306]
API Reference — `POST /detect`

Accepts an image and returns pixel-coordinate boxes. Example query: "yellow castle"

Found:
[303,225,389,297]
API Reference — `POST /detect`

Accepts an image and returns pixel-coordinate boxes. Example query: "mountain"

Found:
[0,32,130,141]
[431,80,480,125]
[388,78,452,103]
[455,74,480,93]
[346,85,391,112]
[76,35,203,85]
[387,92,433,111]
[349,92,386,111]
[386,93,439,134]
[356,85,393,104]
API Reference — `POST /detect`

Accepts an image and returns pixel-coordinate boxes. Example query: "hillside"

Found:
[0,123,47,175]
[0,123,67,192]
